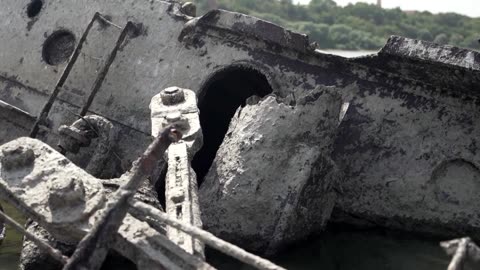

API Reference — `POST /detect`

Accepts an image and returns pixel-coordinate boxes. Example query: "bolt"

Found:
[161,87,185,105]
[181,2,197,17]
[48,178,86,208]
[1,145,35,170]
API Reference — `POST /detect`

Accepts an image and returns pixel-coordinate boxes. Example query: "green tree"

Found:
[418,29,433,41]
[193,0,480,51]
[434,33,449,45]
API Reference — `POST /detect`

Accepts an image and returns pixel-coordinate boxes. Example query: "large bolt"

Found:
[48,178,86,208]
[1,145,35,170]
[161,87,185,105]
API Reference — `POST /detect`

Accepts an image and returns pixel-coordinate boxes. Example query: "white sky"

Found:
[293,0,479,18]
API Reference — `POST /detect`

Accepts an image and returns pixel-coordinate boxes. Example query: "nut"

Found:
[160,87,185,105]
[181,2,197,17]
[1,145,35,170]
[48,178,86,208]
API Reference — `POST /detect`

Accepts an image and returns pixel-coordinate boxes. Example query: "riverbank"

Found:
[318,50,379,58]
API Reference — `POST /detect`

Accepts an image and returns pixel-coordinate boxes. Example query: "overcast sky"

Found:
[293,0,479,18]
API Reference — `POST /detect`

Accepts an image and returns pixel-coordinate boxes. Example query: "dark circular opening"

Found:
[26,0,43,18]
[42,30,76,66]
[191,66,273,184]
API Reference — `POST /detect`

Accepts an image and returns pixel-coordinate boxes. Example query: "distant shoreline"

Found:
[317,50,379,58]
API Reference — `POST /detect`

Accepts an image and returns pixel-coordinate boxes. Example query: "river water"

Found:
[0,211,454,270]
[0,50,455,270]
[317,50,378,58]
[208,226,453,270]
[0,201,25,270]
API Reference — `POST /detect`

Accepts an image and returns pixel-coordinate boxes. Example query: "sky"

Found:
[293,0,479,18]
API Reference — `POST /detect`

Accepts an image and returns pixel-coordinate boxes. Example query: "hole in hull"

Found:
[192,66,273,184]
[26,0,43,18]
[42,30,76,66]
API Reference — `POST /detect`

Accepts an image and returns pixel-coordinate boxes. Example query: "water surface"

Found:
[0,201,25,270]
[209,227,453,270]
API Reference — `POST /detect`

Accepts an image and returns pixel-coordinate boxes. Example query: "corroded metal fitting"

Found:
[161,87,185,105]
[150,86,202,154]
[1,145,35,171]
[181,2,197,17]
[164,112,190,135]
[48,178,86,209]
[58,125,91,154]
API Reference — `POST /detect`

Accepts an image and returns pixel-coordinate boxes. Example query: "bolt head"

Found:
[1,146,35,170]
[161,87,185,105]
[181,2,197,17]
[48,178,86,208]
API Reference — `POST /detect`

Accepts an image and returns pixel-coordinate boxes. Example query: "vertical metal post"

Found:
[165,141,203,256]
[150,87,204,258]
[79,22,136,116]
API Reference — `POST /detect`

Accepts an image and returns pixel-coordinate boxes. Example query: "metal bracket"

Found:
[30,13,137,138]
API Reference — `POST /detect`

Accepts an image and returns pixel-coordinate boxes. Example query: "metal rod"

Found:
[79,22,136,116]
[447,238,469,270]
[0,209,68,264]
[97,13,123,29]
[129,201,286,270]
[30,12,101,138]
[63,126,181,270]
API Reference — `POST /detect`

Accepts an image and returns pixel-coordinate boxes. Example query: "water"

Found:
[318,50,378,58]
[0,201,25,270]
[209,227,453,270]
[0,225,455,270]
[0,205,455,270]
[274,229,451,270]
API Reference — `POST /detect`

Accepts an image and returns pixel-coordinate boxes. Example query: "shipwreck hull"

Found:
[334,38,480,237]
[0,0,479,259]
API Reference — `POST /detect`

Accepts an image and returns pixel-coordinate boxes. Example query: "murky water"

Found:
[317,50,378,58]
[0,201,25,270]
[208,227,453,270]
[0,204,454,270]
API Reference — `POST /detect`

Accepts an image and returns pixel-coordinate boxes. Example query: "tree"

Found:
[192,0,480,51]
[329,24,353,45]
[450,34,464,46]
[208,0,218,10]
[462,34,480,49]
[418,29,433,41]
[434,33,449,45]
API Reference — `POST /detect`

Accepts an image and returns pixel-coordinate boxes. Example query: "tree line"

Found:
[193,0,480,51]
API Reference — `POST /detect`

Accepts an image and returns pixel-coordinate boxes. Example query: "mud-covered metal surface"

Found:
[199,86,344,254]
[333,36,480,238]
[0,0,479,261]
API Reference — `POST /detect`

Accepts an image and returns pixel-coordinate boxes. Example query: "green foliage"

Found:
[193,0,480,51]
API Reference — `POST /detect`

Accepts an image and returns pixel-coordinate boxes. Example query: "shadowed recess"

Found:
[26,0,43,18]
[42,30,76,66]
[192,66,273,184]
